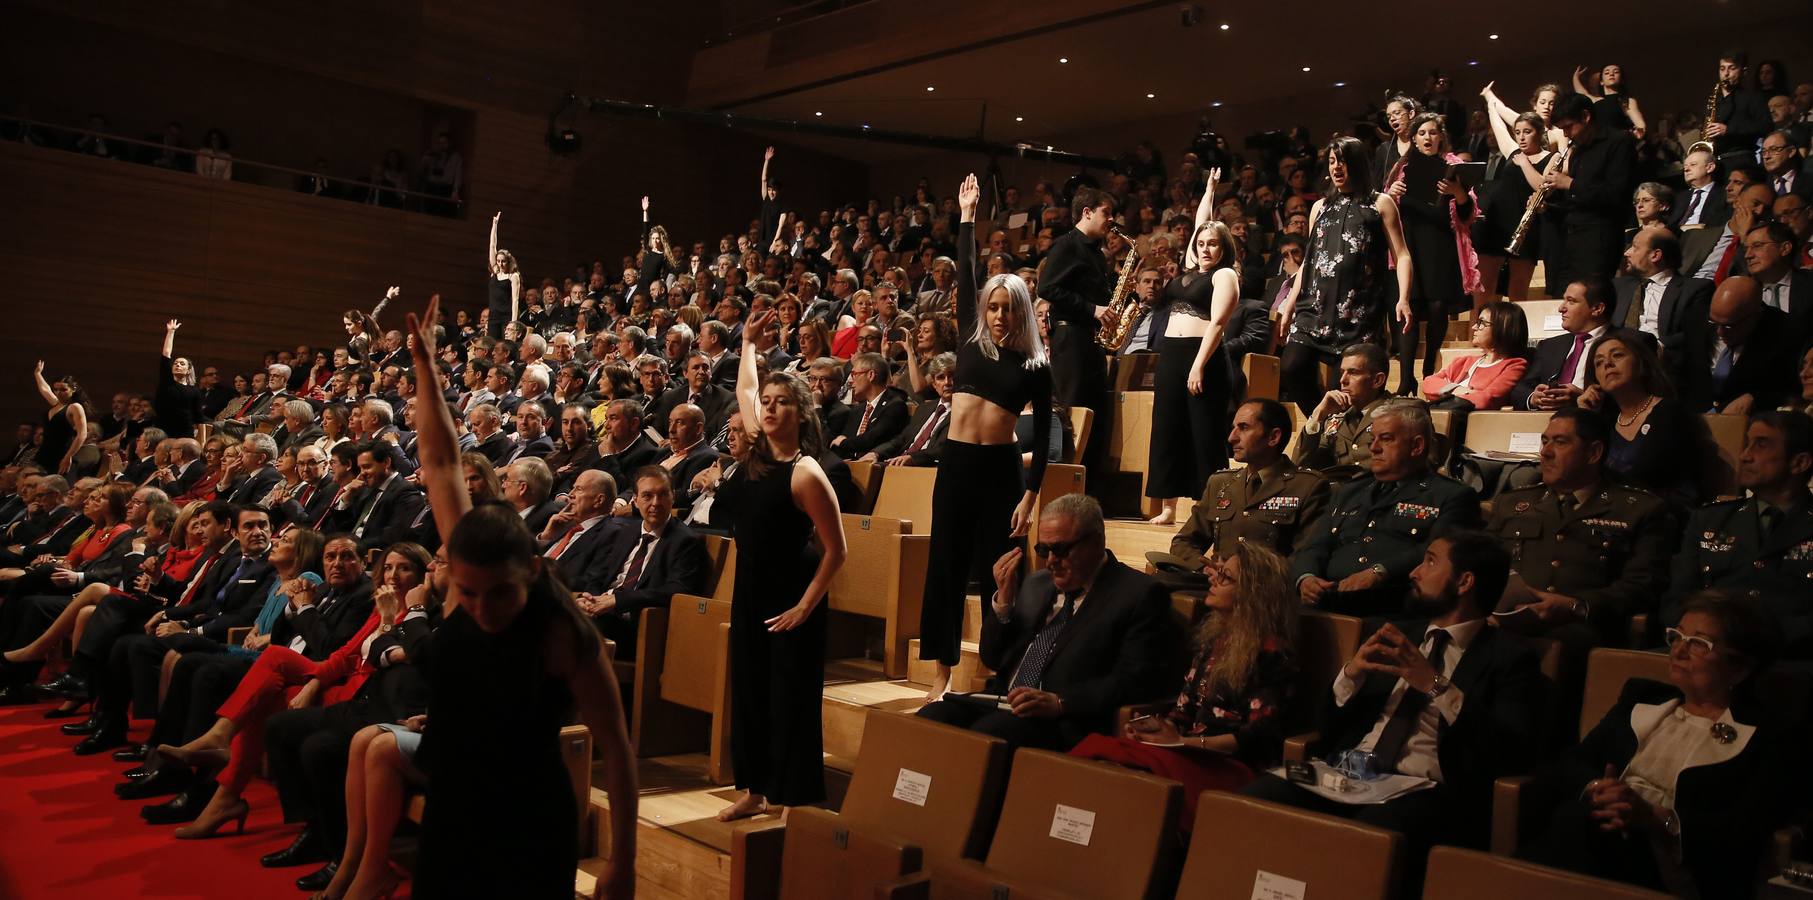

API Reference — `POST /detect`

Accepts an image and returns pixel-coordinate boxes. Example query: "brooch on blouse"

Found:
[1711,722,1737,744]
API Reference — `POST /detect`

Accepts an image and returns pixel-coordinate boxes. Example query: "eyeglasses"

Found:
[1760,145,1792,156]
[1707,310,1755,332]
[1033,538,1087,559]
[1470,320,1492,330]
[1664,627,1722,657]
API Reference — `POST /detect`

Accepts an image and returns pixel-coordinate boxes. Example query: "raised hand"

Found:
[166,319,182,332]
[404,294,441,370]
[385,285,402,300]
[957,173,981,218]
[763,146,775,161]
[640,195,650,211]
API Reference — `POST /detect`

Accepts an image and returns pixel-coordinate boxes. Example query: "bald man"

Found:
[538,469,621,590]
[1674,276,1802,414]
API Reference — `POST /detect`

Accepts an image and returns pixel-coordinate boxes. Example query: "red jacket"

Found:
[1419,353,1527,410]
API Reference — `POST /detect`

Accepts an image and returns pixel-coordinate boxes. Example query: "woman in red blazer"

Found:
[1418,299,1528,410]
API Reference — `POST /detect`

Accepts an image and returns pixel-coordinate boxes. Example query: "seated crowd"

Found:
[3,53,1813,899]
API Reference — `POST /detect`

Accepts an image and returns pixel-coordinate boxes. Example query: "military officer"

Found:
[1155,399,1330,577]
[1292,400,1481,617]
[1292,343,1391,475]
[1663,412,1813,658]
[1487,408,1675,646]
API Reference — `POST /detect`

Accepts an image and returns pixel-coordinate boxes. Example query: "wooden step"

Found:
[1104,518,1175,566]
[905,638,993,692]
[582,754,775,900]
[823,677,929,760]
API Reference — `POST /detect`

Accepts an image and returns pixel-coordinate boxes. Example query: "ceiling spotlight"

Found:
[1488,33,1500,39]
[1301,66,1311,73]
[1468,59,1480,66]
[1015,116,1025,122]
[1219,22,1230,30]
[1045,145,1053,151]
[1146,92,1156,99]
[861,123,871,130]
[1059,56,1069,64]
[1333,81,1346,87]
[814,111,822,117]
[1211,101,1223,108]
[926,86,935,92]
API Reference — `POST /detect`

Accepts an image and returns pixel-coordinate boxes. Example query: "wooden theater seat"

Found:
[830,513,930,678]
[894,749,1182,900]
[1242,353,1281,401]
[731,712,1011,900]
[1514,299,1564,345]
[1460,410,1552,457]
[1068,406,1094,464]
[629,535,736,761]
[1423,846,1670,899]
[1276,610,1364,763]
[1173,791,1403,900]
[874,465,937,538]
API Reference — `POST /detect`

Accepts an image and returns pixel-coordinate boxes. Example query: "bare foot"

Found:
[1146,511,1175,526]
[716,792,769,822]
[924,664,952,703]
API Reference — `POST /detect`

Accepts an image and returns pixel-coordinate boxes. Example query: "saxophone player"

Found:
[1546,93,1637,284]
[1144,168,1241,526]
[1707,51,1771,170]
[1036,186,1119,492]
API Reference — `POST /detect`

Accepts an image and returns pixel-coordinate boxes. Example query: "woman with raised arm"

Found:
[915,174,1054,699]
[1273,139,1414,413]
[1474,85,1556,307]
[1574,63,1647,135]
[638,196,679,293]
[716,308,847,822]
[1489,82,1566,153]
[32,362,88,475]
[486,213,520,340]
[153,319,205,439]
[395,296,638,898]
[1145,167,1240,526]
[342,288,392,371]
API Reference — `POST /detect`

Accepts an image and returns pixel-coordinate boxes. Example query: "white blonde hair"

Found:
[970,273,1048,369]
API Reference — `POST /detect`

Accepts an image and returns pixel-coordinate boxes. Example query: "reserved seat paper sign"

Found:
[1251,870,1308,900]
[891,768,931,807]
[1048,804,1096,846]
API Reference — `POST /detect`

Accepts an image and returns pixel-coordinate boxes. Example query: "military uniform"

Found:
[1292,395,1388,473]
[1664,497,1813,656]
[1290,470,1481,616]
[1161,459,1331,572]
[1486,483,1675,644]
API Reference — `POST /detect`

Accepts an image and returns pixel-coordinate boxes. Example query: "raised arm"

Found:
[956,174,980,337]
[1481,84,1520,160]
[488,212,500,274]
[1185,167,1223,270]
[162,319,180,360]
[404,295,470,547]
[735,310,772,434]
[1572,65,1600,101]
[759,146,774,200]
[1483,83,1519,128]
[31,361,57,407]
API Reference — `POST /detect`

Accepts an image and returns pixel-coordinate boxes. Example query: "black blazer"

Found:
[1222,297,1275,404]
[1510,328,1606,410]
[269,576,375,659]
[167,550,278,641]
[834,389,911,458]
[346,474,427,553]
[499,432,556,465]
[872,400,949,463]
[597,433,660,490]
[649,384,736,438]
[225,464,284,507]
[548,517,620,592]
[1524,679,1793,900]
[1666,182,1729,230]
[521,499,562,536]
[980,554,1186,749]
[652,444,721,512]
[1610,273,1713,358]
[1672,305,1801,413]
[816,398,852,439]
[472,430,514,466]
[1762,269,1813,347]
[591,518,710,616]
[708,352,741,390]
[274,475,337,531]
[1322,619,1546,840]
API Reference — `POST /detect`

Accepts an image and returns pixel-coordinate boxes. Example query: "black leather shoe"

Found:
[260,826,325,868]
[117,766,190,800]
[60,715,102,736]
[141,781,214,825]
[113,743,149,763]
[295,862,338,892]
[43,698,92,719]
[35,673,90,700]
[0,683,42,706]
[73,727,128,756]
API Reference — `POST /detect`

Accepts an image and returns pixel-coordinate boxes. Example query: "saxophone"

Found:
[1506,144,1570,255]
[1096,225,1142,351]
[1689,79,1721,156]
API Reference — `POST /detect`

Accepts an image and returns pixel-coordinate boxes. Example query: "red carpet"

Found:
[0,701,321,900]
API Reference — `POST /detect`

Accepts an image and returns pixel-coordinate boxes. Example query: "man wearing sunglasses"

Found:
[1673,276,1800,415]
[916,493,1184,751]
[1662,411,1813,657]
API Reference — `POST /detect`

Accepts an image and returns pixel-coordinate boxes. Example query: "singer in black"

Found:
[919,174,1053,700]
[1037,186,1118,492]
[486,211,520,340]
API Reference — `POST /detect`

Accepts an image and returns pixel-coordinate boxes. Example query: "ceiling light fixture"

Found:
[1301,66,1311,73]
[1146,92,1156,99]
[1488,33,1500,39]
[1219,23,1229,30]
[926,86,935,92]
[1059,57,1069,64]
[1333,81,1346,87]
[814,111,823,117]
[1468,59,1479,66]
[1211,101,1223,108]
[1015,116,1024,122]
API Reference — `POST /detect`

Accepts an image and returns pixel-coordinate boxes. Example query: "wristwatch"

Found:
[1425,674,1452,701]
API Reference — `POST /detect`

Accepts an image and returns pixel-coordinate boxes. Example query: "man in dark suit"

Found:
[641,404,718,516]
[596,400,659,490]
[1673,276,1801,415]
[1709,53,1771,171]
[1761,129,1813,202]
[1665,146,1727,231]
[466,403,512,466]
[272,446,336,533]
[830,352,909,460]
[334,442,426,553]
[269,535,374,654]
[1291,401,1481,617]
[578,467,710,656]
[150,438,207,497]
[277,400,324,455]
[1742,220,1813,346]
[540,469,620,590]
[697,320,741,390]
[1612,228,1714,359]
[545,403,601,497]
[1511,277,1614,411]
[807,359,852,438]
[503,457,560,535]
[223,433,284,508]
[867,356,953,466]
[498,403,556,466]
[649,352,735,440]
[1548,93,1636,285]
[917,494,1185,750]
[1662,412,1813,659]
[1245,530,1546,887]
[1221,296,1275,409]
[121,427,168,485]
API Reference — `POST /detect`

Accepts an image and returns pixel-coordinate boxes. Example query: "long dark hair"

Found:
[1324,137,1376,197]
[740,372,822,479]
[1585,329,1674,399]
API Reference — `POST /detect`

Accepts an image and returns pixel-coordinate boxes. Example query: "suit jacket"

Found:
[834,389,911,458]
[344,474,427,552]
[1665,182,1729,231]
[274,475,337,531]
[650,443,720,511]
[1610,273,1713,358]
[872,399,949,463]
[544,441,601,495]
[707,352,741,390]
[980,554,1186,749]
[8,504,74,546]
[1290,471,1481,616]
[472,430,514,466]
[1222,297,1275,405]
[268,576,375,659]
[500,432,556,465]
[521,499,562,536]
[546,517,621,592]
[589,518,710,616]
[817,398,852,439]
[1322,619,1546,842]
[1510,328,1607,410]
[169,551,278,641]
[597,433,659,489]
[281,425,325,455]
[1525,680,1791,900]
[1758,269,1813,347]
[26,508,96,558]
[1672,305,1801,413]
[1664,496,1813,655]
[166,457,207,495]
[225,464,285,508]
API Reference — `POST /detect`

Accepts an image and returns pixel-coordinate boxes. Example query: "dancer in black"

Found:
[486,211,520,340]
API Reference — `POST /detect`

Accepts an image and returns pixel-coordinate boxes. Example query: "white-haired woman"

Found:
[917,174,1055,700]
[1146,167,1239,526]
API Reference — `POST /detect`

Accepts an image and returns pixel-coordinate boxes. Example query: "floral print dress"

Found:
[1166,635,1297,768]
[1289,190,1391,355]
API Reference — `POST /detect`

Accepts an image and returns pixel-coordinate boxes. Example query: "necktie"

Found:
[1778,175,1791,195]
[1713,235,1741,283]
[175,554,218,607]
[547,523,582,560]
[1682,186,1704,224]
[906,403,948,453]
[210,555,250,608]
[857,402,875,436]
[617,532,657,589]
[1758,503,1780,540]
[297,482,316,508]
[1555,492,1576,518]
[1766,283,1787,313]
[688,393,700,407]
[1712,344,1734,396]
[1558,332,1588,385]
[1624,288,1645,328]
[1010,592,1076,690]
[1372,628,1452,773]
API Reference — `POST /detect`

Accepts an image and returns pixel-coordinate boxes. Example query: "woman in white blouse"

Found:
[1520,591,1789,899]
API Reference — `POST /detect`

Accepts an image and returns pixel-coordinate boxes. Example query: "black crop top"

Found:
[953,221,1054,489]
[1162,270,1223,321]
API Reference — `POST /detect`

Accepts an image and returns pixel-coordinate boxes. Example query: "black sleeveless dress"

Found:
[719,455,826,806]
[1473,151,1552,260]
[413,592,581,898]
[154,356,205,438]
[36,405,77,471]
[486,275,514,340]
[1147,270,1231,499]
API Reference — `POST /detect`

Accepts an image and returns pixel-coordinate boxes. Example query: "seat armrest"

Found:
[875,871,931,900]
[226,627,250,646]
[1491,775,1535,855]
[730,820,787,900]
[1282,730,1321,764]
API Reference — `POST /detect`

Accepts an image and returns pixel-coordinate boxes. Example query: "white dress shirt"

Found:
[1331,618,1486,783]
[1761,272,1793,314]
[1639,271,1673,339]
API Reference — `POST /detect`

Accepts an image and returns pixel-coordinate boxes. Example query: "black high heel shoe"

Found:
[43,697,93,719]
